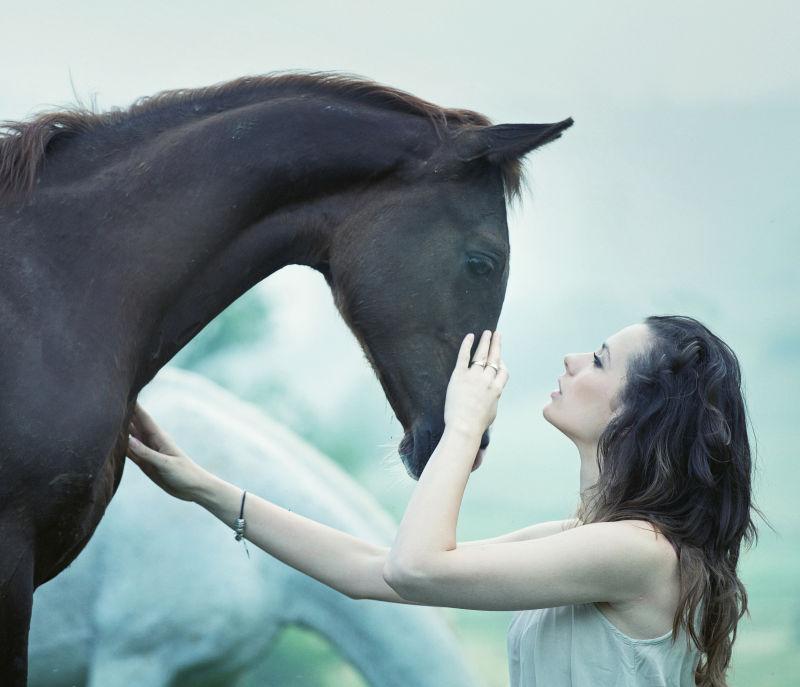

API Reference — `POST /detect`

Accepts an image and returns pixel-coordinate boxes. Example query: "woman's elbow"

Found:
[382,557,426,598]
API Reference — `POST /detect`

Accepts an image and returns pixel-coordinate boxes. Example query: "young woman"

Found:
[127,315,758,687]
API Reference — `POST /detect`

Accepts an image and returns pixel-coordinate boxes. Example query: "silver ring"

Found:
[485,361,500,373]
[470,358,488,368]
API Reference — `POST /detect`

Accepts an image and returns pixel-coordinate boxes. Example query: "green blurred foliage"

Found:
[238,625,369,687]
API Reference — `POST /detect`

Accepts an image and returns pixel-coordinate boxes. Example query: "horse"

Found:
[0,69,573,682]
[29,367,484,687]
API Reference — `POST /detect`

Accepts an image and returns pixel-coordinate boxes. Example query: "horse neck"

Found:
[24,92,433,390]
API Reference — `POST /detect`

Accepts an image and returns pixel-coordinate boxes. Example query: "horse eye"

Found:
[466,256,494,276]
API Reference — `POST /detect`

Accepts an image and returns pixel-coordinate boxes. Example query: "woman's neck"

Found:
[577,442,601,494]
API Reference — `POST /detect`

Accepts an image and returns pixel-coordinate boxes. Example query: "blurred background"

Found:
[4,1,798,685]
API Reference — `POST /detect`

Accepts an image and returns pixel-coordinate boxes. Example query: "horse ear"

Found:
[453,118,574,164]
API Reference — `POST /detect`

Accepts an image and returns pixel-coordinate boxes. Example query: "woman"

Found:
[127,316,758,687]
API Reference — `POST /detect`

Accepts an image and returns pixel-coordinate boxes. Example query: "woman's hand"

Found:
[126,401,210,502]
[444,330,509,438]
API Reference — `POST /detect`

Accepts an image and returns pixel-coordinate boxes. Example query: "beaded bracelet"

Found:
[234,489,250,558]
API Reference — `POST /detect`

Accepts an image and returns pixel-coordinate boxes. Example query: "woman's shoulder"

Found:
[593,520,682,638]
[578,519,680,586]
[607,520,682,602]
[603,519,679,560]
[573,518,678,556]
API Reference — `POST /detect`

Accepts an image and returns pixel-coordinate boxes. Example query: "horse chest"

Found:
[34,434,127,586]
[0,371,132,585]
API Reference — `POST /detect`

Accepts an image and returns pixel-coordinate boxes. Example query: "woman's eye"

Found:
[466,256,494,276]
[593,353,602,368]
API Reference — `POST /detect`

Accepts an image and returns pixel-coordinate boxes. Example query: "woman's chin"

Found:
[542,404,562,431]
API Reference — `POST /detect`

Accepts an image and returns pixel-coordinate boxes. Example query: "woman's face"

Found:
[543,323,653,446]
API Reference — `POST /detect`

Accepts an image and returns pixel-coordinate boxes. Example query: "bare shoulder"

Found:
[593,520,682,637]
[618,519,678,556]
[571,520,679,579]
[610,519,680,584]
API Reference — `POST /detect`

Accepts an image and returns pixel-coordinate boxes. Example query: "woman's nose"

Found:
[563,353,588,373]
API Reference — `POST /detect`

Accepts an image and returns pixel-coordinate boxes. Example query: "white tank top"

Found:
[507,602,700,686]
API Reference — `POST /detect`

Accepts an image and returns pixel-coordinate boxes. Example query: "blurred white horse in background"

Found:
[28,367,483,687]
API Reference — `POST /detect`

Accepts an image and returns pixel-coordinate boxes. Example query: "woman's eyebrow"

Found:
[602,342,611,364]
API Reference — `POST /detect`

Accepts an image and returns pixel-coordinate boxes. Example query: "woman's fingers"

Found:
[457,332,475,370]
[130,401,181,455]
[132,401,161,441]
[126,433,198,501]
[129,404,151,443]
[491,359,510,392]
[486,331,501,371]
[446,331,509,435]
[471,329,492,367]
[127,432,166,459]
[126,434,158,467]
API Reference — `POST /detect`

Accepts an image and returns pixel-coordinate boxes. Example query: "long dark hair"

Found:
[575,314,764,687]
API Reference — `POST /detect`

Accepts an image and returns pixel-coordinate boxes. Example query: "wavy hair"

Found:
[575,315,764,687]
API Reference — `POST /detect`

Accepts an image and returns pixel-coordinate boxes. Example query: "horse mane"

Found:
[0,71,524,206]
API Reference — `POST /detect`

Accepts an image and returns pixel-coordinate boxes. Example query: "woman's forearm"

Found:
[191,471,382,599]
[388,425,482,569]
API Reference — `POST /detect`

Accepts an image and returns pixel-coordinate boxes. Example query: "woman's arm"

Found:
[126,401,427,603]
[195,438,657,612]
[457,519,580,547]
[195,473,574,604]
[357,520,579,603]
[384,519,671,610]
[192,471,427,604]
[384,331,508,569]
[127,402,585,606]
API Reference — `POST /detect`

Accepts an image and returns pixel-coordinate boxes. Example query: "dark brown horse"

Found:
[0,71,572,682]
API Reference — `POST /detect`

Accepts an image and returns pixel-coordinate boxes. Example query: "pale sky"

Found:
[2,1,798,114]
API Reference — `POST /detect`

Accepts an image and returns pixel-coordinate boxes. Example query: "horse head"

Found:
[318,118,573,479]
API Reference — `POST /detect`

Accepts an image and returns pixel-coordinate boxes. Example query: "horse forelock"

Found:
[0,70,524,206]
